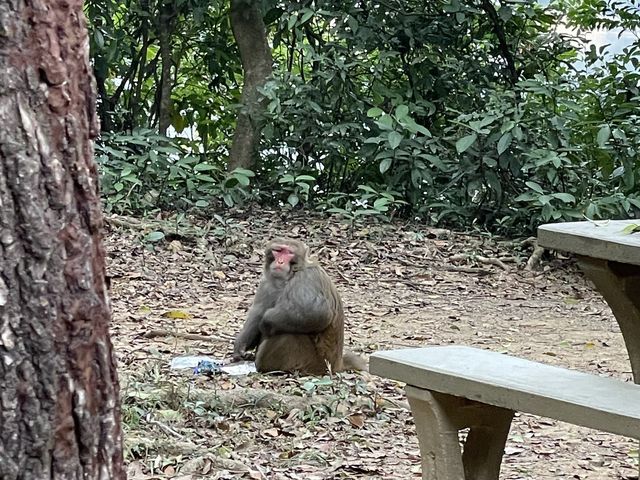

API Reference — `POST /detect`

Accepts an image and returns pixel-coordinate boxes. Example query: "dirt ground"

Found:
[106,209,639,479]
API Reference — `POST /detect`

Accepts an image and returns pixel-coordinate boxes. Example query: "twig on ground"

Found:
[143,329,233,342]
[449,252,509,270]
[377,278,423,290]
[475,255,509,270]
[444,265,493,275]
[105,215,146,229]
[144,414,185,439]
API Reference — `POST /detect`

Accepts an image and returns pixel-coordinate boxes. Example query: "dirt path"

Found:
[106,211,638,479]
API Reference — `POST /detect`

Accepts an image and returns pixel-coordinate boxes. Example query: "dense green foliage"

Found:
[87,0,640,234]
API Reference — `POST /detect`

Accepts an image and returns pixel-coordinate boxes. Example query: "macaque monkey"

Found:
[232,238,365,375]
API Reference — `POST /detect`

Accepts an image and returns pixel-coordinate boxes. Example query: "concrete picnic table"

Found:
[538,219,640,382]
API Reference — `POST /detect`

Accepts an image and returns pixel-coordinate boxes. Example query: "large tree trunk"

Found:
[228,0,273,171]
[0,1,125,479]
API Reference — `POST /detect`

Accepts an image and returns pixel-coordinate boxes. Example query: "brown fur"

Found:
[233,238,365,375]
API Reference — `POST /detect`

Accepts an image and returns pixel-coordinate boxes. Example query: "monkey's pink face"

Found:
[270,246,296,277]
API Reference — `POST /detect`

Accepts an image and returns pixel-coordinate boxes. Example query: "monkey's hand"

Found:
[232,338,256,362]
[231,349,255,362]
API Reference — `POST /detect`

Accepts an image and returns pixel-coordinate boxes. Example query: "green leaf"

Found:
[279,174,294,183]
[412,122,432,137]
[300,8,314,24]
[628,198,640,209]
[144,231,165,243]
[485,170,502,198]
[195,200,209,208]
[388,131,402,149]
[373,198,390,211]
[469,115,497,132]
[376,114,394,130]
[538,194,552,205]
[231,168,255,177]
[456,134,477,153]
[622,224,640,234]
[514,192,537,202]
[612,128,627,141]
[314,378,334,386]
[379,157,392,174]
[287,13,297,30]
[597,125,611,148]
[395,104,409,120]
[233,173,250,186]
[525,181,544,194]
[194,163,217,172]
[196,174,216,183]
[358,185,378,194]
[94,30,104,49]
[367,107,383,118]
[288,194,299,207]
[424,154,446,171]
[347,15,358,33]
[121,174,139,184]
[497,132,512,155]
[551,193,575,203]
[327,207,349,215]
[295,175,316,182]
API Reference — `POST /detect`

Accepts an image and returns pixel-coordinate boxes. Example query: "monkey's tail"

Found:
[342,351,368,372]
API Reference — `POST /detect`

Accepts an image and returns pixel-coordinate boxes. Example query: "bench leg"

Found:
[406,386,514,480]
[577,257,640,381]
[577,257,640,478]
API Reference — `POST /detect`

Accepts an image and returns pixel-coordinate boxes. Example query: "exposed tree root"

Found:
[125,436,250,473]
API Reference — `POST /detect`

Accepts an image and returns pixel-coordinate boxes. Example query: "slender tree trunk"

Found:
[228,0,273,171]
[0,1,125,479]
[157,2,176,135]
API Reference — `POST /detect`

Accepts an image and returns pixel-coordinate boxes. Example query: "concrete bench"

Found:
[370,345,640,480]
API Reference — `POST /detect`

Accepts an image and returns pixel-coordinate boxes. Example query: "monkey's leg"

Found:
[405,386,513,480]
[256,334,327,375]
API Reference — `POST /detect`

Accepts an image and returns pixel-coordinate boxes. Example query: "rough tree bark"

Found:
[0,1,125,479]
[157,1,176,135]
[228,0,273,171]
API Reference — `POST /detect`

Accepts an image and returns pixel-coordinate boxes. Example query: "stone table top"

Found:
[538,220,640,266]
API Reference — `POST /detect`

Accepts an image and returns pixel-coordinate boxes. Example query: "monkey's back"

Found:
[307,265,344,372]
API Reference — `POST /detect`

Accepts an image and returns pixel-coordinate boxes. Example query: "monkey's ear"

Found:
[264,239,278,255]
[298,243,312,264]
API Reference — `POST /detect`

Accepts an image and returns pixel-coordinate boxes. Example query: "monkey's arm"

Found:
[232,305,263,360]
[233,277,276,361]
[233,282,274,360]
[260,269,334,336]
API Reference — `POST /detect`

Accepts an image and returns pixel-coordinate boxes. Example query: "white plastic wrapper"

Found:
[169,356,256,376]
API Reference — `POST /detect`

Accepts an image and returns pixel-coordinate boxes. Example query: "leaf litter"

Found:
[105,209,639,479]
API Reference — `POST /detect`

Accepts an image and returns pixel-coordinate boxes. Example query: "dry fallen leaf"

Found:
[347,414,365,428]
[162,309,192,319]
[262,427,279,437]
